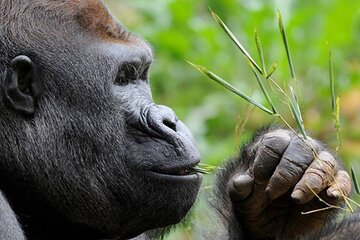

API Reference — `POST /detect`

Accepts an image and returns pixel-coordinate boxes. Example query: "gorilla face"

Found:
[0,0,202,239]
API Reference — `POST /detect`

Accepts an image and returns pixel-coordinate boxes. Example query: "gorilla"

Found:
[0,0,358,239]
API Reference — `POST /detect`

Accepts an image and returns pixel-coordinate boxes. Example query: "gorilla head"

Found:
[0,0,202,238]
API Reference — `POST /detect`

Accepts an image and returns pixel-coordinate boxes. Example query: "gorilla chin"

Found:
[142,151,203,229]
[121,170,202,238]
[148,172,202,224]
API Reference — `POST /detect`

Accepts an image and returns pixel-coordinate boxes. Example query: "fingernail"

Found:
[291,189,304,202]
[329,189,341,199]
[233,175,253,188]
[233,174,254,197]
[265,186,273,200]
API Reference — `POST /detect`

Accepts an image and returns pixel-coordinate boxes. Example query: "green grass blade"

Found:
[210,10,263,75]
[250,64,277,114]
[289,86,307,138]
[188,61,273,115]
[255,29,266,76]
[328,47,336,112]
[328,46,341,151]
[335,96,341,152]
[266,62,278,79]
[192,166,209,175]
[351,167,360,195]
[289,100,307,139]
[198,163,219,174]
[277,10,296,80]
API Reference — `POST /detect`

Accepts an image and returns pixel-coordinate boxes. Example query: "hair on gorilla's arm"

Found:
[0,191,25,240]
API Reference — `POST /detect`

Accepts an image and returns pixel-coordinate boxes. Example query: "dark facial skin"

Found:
[0,1,202,239]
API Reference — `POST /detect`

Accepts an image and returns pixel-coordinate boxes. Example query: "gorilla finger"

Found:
[233,171,254,200]
[265,136,317,200]
[291,151,336,204]
[327,170,351,199]
[253,129,291,184]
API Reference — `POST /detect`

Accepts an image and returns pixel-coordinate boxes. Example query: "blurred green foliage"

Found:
[104,0,360,239]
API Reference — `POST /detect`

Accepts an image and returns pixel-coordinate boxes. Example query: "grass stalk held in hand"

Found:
[277,10,296,81]
[255,29,267,76]
[289,86,307,139]
[209,9,307,138]
[301,183,350,215]
[329,47,336,112]
[210,9,263,75]
[190,8,357,214]
[250,64,277,114]
[328,47,342,152]
[187,61,274,115]
[266,62,277,79]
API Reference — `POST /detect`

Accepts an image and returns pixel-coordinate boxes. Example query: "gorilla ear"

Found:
[3,55,39,116]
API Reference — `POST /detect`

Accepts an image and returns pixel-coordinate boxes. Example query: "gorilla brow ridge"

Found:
[72,0,131,42]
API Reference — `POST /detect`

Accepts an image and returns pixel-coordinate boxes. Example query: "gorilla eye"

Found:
[140,66,150,80]
[115,62,149,86]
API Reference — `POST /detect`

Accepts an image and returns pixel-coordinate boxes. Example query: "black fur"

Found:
[306,209,360,240]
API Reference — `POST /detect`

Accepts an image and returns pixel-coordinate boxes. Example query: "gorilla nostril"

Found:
[163,119,177,132]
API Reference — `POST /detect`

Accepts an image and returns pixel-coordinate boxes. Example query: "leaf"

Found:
[335,96,341,152]
[289,86,307,138]
[255,29,266,75]
[328,47,336,112]
[278,10,296,80]
[188,61,273,115]
[250,63,277,114]
[210,9,263,75]
[266,62,278,79]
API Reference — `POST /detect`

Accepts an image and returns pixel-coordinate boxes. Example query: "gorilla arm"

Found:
[213,127,351,240]
[0,191,25,240]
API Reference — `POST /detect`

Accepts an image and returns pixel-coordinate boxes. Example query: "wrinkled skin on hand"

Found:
[229,129,351,239]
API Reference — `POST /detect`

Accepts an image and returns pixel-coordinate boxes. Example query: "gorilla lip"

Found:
[148,163,202,180]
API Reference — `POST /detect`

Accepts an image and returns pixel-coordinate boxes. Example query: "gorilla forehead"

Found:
[72,0,130,42]
[1,0,137,44]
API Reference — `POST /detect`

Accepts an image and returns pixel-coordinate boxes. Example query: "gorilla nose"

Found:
[145,104,200,160]
[147,105,179,135]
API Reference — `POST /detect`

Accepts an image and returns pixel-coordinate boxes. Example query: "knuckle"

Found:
[303,169,327,191]
[304,137,323,151]
[318,151,335,163]
[258,145,281,160]
[338,170,351,187]
[285,139,314,165]
[316,151,336,174]
[273,167,298,186]
[261,129,291,154]
[233,174,254,197]
[282,155,309,172]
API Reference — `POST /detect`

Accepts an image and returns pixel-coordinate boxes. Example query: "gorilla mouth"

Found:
[149,164,202,181]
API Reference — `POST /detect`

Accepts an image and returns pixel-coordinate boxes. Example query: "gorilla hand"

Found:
[229,129,351,239]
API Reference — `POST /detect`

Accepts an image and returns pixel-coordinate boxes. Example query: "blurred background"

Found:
[104,0,360,239]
